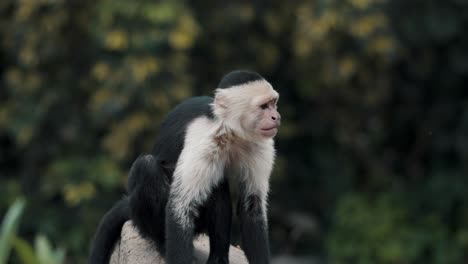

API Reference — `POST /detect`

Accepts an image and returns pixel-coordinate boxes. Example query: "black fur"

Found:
[238,191,270,264]
[204,179,232,263]
[89,197,130,264]
[217,70,264,89]
[128,155,169,253]
[89,71,272,264]
[89,97,216,264]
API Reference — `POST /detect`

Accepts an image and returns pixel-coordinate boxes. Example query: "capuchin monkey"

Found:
[89,70,280,264]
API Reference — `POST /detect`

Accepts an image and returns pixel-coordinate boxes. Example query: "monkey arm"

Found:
[238,190,271,264]
[165,134,227,264]
[165,175,228,264]
[236,141,275,264]
[165,204,195,264]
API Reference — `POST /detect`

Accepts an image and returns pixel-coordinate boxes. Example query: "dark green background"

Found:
[1,0,468,263]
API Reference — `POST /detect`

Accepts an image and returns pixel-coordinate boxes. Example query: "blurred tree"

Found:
[1,0,468,263]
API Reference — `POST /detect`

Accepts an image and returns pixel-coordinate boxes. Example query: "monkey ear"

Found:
[214,92,228,109]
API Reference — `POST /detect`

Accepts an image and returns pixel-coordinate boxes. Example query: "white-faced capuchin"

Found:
[89,70,281,264]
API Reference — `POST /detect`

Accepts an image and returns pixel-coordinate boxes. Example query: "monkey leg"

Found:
[128,155,169,254]
[203,178,232,264]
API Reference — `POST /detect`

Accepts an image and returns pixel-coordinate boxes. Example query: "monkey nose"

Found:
[271,113,281,121]
[271,115,281,125]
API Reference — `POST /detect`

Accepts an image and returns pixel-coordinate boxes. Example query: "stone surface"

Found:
[110,221,248,264]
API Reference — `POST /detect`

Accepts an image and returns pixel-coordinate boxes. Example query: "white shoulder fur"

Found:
[168,116,226,228]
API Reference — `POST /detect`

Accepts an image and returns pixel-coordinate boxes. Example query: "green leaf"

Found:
[36,235,53,264]
[35,235,65,264]
[12,237,37,264]
[0,198,26,264]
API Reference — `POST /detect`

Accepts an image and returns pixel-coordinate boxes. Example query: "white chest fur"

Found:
[168,116,275,228]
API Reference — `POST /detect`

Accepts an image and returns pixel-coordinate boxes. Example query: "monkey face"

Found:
[246,96,280,138]
[236,84,280,139]
[258,101,280,138]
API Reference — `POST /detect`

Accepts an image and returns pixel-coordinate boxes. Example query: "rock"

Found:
[110,221,248,264]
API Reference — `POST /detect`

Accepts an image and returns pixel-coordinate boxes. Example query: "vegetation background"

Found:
[1,0,468,263]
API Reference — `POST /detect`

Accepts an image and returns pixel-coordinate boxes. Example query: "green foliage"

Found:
[11,237,36,264]
[1,0,468,263]
[0,199,64,264]
[13,236,65,264]
[0,199,25,264]
[330,191,468,264]
[327,193,454,264]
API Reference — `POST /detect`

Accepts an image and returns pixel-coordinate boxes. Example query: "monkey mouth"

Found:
[260,126,278,137]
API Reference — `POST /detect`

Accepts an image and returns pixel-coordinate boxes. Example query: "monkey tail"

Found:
[89,197,130,264]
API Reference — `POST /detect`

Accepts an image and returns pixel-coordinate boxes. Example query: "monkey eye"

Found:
[260,103,268,109]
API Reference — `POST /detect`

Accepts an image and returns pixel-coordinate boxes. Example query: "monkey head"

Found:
[213,71,281,140]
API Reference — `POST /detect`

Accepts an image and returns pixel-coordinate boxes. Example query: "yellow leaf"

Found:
[5,68,22,86]
[170,82,192,101]
[128,56,160,83]
[92,62,111,81]
[89,89,112,111]
[105,30,129,51]
[350,14,386,38]
[321,11,338,29]
[169,30,193,50]
[179,14,199,35]
[145,57,160,73]
[151,93,170,110]
[103,113,150,160]
[15,1,37,21]
[19,47,37,66]
[370,36,394,54]
[294,37,313,57]
[63,182,96,206]
[349,0,374,10]
[169,14,199,50]
[339,56,356,79]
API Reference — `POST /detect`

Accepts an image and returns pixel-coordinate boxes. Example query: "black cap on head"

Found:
[218,70,264,89]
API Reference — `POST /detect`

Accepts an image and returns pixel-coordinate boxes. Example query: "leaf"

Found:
[36,235,51,264]
[104,30,129,51]
[0,198,26,264]
[35,235,65,264]
[12,237,37,264]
